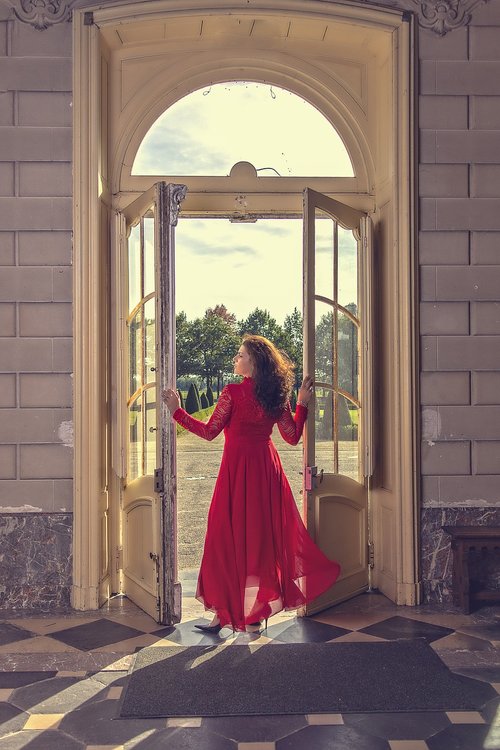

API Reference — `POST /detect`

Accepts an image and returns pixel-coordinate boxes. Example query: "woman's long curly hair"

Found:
[242,334,295,417]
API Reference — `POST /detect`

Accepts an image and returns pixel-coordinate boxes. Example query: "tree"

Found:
[282,307,303,390]
[200,392,209,409]
[238,307,285,347]
[191,312,240,392]
[205,304,237,327]
[176,311,201,378]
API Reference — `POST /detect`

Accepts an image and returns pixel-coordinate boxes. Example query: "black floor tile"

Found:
[0,622,35,646]
[48,618,145,650]
[127,727,237,750]
[427,723,493,750]
[202,714,308,742]
[359,616,454,643]
[266,618,351,643]
[0,671,57,688]
[0,730,84,750]
[11,675,108,713]
[58,699,166,744]
[452,666,500,683]
[276,724,390,749]
[343,711,451,740]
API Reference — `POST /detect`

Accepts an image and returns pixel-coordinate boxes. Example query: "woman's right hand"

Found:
[161,388,180,414]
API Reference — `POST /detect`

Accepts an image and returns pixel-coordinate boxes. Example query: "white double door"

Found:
[117,183,373,624]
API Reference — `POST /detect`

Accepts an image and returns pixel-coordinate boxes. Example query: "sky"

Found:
[175,218,358,323]
[134,82,357,323]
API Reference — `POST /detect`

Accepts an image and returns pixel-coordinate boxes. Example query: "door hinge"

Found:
[115,546,123,571]
[154,468,164,493]
[368,540,375,569]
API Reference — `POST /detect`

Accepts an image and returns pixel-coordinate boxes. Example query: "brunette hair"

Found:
[242,334,295,417]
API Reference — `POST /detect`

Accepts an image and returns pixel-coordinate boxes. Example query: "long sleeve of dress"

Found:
[277,402,308,446]
[173,385,232,441]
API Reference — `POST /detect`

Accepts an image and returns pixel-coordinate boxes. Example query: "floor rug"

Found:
[119,640,495,718]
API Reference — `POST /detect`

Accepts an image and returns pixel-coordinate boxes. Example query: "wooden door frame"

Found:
[71,0,419,610]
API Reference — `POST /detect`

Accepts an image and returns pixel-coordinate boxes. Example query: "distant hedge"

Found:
[206,385,214,406]
[185,382,202,414]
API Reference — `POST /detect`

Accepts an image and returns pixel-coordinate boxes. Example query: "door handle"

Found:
[305,466,324,490]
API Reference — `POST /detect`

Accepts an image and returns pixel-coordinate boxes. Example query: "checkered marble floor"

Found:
[0,592,499,749]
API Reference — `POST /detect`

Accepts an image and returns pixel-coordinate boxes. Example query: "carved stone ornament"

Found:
[168,184,188,227]
[408,0,489,35]
[13,0,73,30]
[10,0,490,34]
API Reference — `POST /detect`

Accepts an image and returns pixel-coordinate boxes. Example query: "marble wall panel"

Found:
[421,507,500,604]
[0,512,72,611]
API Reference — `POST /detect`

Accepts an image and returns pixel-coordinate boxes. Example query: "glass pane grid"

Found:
[126,212,157,482]
[313,210,360,480]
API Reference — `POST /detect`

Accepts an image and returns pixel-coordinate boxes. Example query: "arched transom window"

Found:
[133,82,354,178]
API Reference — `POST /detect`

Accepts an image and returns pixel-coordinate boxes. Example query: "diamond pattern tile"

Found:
[276,724,390,749]
[343,712,451,740]
[426,724,492,750]
[0,672,57,688]
[358,616,454,644]
[265,618,350,643]
[48,618,145,651]
[0,623,34,647]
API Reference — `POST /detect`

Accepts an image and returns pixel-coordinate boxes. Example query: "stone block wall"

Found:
[1,0,500,611]
[418,4,500,602]
[0,10,73,609]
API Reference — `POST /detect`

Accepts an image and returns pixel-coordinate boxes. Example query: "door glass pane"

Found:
[144,297,156,384]
[128,308,143,398]
[145,386,157,476]
[128,394,143,481]
[315,300,334,385]
[338,396,359,480]
[315,209,334,301]
[314,386,335,475]
[128,223,141,313]
[338,226,357,310]
[338,311,359,401]
[143,214,155,298]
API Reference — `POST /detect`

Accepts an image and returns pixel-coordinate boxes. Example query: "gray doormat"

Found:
[119,640,495,718]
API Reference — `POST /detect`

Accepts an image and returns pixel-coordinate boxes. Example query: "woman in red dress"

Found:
[162,334,340,633]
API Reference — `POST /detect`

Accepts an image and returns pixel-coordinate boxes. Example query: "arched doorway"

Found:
[72,0,418,617]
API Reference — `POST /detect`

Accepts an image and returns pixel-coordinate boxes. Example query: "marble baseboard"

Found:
[0,513,72,612]
[421,507,500,605]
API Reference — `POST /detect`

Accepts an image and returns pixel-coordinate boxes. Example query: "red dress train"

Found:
[173,376,341,631]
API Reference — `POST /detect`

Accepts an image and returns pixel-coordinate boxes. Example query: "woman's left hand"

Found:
[161,388,180,414]
[298,375,314,406]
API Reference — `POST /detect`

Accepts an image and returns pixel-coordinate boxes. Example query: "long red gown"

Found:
[173,376,341,631]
